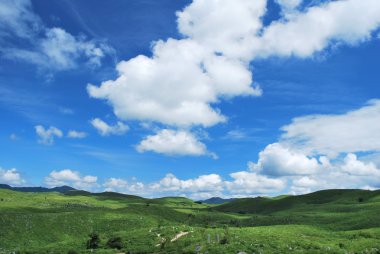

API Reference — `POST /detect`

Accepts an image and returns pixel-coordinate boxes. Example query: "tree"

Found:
[86,232,100,249]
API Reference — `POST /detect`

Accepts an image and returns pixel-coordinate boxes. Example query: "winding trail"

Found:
[171,231,189,242]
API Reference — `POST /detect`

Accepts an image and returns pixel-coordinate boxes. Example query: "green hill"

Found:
[214,189,380,214]
[0,188,379,253]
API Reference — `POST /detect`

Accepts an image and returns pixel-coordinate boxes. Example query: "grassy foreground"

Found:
[0,189,380,253]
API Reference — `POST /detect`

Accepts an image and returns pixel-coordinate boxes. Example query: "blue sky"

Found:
[1,0,380,199]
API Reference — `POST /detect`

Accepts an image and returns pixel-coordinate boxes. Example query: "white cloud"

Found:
[0,0,40,39]
[87,0,380,157]
[0,168,25,185]
[176,0,267,60]
[289,154,380,195]
[35,125,63,145]
[225,171,287,195]
[249,143,322,176]
[91,118,129,136]
[253,0,380,58]
[224,129,247,140]
[87,0,266,128]
[341,153,380,177]
[136,129,215,157]
[281,99,380,157]
[0,0,111,71]
[67,130,87,139]
[103,178,145,194]
[44,169,98,190]
[150,173,224,199]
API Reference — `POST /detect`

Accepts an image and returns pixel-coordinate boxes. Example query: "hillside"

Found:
[0,188,379,253]
[214,189,380,214]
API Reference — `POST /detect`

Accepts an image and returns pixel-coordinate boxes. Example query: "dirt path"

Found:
[170,231,189,242]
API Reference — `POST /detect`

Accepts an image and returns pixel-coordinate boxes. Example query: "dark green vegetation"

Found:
[0,189,380,254]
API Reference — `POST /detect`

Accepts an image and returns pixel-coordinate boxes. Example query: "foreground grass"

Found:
[0,189,379,253]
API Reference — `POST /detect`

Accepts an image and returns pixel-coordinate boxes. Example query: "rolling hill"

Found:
[0,188,379,253]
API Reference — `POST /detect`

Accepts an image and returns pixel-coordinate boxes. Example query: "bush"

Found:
[219,236,229,245]
[107,236,124,249]
[67,250,78,254]
[86,232,100,249]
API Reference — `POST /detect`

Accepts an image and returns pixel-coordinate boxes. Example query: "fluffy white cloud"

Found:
[103,178,145,194]
[44,169,98,190]
[87,0,266,128]
[281,99,380,157]
[136,129,215,157]
[0,168,24,185]
[0,0,111,71]
[177,0,267,60]
[35,125,63,145]
[341,153,380,177]
[91,118,129,136]
[249,143,322,176]
[253,0,380,58]
[149,173,224,199]
[87,39,260,128]
[226,171,287,195]
[87,0,380,157]
[67,130,87,139]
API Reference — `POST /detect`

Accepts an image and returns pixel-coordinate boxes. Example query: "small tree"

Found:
[107,236,124,250]
[86,232,100,249]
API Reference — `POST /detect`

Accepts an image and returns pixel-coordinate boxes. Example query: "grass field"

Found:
[0,188,380,253]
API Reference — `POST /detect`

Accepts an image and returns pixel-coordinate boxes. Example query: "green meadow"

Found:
[0,189,380,254]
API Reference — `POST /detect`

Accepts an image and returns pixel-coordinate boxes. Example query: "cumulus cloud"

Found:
[341,153,380,177]
[35,125,63,145]
[150,173,224,199]
[67,130,87,139]
[136,129,215,157]
[87,0,380,156]
[281,99,380,157]
[44,169,98,190]
[253,0,380,58]
[0,0,111,71]
[103,178,145,194]
[289,153,380,195]
[226,171,287,195]
[0,168,25,185]
[91,118,129,136]
[249,143,322,176]
[87,0,266,128]
[245,99,380,195]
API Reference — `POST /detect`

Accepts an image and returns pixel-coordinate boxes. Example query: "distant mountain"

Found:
[199,197,236,204]
[0,184,76,193]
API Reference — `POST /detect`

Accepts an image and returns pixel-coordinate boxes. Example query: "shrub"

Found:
[86,232,100,249]
[219,236,229,245]
[107,236,124,249]
[67,250,78,254]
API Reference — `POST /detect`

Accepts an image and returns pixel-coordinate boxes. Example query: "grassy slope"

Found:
[0,189,379,253]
